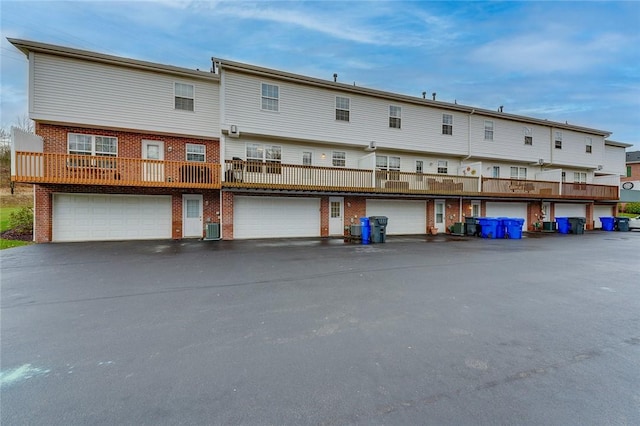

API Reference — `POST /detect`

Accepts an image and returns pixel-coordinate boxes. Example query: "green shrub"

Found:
[624,202,640,215]
[8,206,33,234]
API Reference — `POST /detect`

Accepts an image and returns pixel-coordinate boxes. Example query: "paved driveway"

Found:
[2,233,640,425]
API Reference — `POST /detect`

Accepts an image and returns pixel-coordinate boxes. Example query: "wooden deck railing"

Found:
[562,182,619,200]
[482,178,560,197]
[12,152,221,189]
[12,153,619,199]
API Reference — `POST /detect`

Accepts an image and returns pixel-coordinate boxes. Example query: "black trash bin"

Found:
[369,216,388,243]
[465,217,478,236]
[615,217,630,232]
[568,217,586,234]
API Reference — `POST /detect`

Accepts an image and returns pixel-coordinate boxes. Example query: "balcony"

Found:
[12,152,221,189]
[11,153,618,200]
[223,160,479,194]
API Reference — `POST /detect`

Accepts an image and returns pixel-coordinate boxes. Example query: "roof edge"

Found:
[8,38,219,82]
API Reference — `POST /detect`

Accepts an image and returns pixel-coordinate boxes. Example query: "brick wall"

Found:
[34,183,219,242]
[35,123,220,162]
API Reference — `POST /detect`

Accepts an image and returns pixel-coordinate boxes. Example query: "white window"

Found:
[416,160,423,181]
[437,160,448,174]
[442,114,453,135]
[510,166,527,180]
[335,97,350,122]
[261,83,279,111]
[484,120,494,140]
[175,83,194,111]
[302,151,312,166]
[389,106,401,128]
[68,133,117,157]
[492,166,500,178]
[246,143,281,173]
[574,172,587,183]
[330,201,341,218]
[585,137,592,153]
[332,151,346,167]
[555,131,562,149]
[376,155,388,170]
[471,201,481,217]
[524,127,533,145]
[186,144,205,162]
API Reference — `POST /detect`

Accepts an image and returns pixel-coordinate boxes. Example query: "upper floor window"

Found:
[442,114,453,135]
[302,151,312,166]
[68,133,117,157]
[186,144,205,162]
[437,160,448,174]
[524,127,533,145]
[585,137,592,153]
[416,160,423,174]
[376,155,400,179]
[332,151,346,167]
[510,166,527,180]
[335,97,350,122]
[246,143,281,173]
[175,83,194,111]
[484,120,494,140]
[389,106,401,129]
[574,172,587,183]
[492,166,500,178]
[261,83,279,111]
[555,131,562,149]
[561,171,566,182]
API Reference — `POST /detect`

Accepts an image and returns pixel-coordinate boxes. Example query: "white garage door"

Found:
[486,202,528,230]
[366,199,426,235]
[53,194,172,242]
[593,205,615,229]
[234,196,320,239]
[554,203,586,219]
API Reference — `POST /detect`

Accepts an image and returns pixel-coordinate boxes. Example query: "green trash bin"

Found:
[568,217,586,234]
[452,222,465,236]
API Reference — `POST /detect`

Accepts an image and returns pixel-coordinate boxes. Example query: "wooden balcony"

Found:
[12,152,221,189]
[482,177,560,197]
[561,182,619,200]
[223,160,479,194]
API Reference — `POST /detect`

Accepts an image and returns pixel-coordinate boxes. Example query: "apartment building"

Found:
[9,38,629,242]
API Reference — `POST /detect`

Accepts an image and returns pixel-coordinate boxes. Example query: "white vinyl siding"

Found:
[233,196,320,239]
[53,194,171,241]
[31,53,219,138]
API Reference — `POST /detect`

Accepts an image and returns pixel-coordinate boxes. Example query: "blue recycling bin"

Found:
[477,217,499,239]
[505,218,525,239]
[556,217,570,234]
[495,217,509,239]
[599,217,615,231]
[360,217,371,244]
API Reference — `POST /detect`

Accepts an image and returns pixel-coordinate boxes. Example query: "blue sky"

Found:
[2,1,639,150]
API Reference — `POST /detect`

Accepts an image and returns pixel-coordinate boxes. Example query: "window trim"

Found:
[245,143,282,173]
[332,151,346,167]
[437,160,448,174]
[492,166,500,178]
[484,120,494,141]
[260,82,280,112]
[574,172,587,183]
[174,82,195,112]
[389,105,401,129]
[186,143,206,163]
[510,166,527,180]
[68,133,118,157]
[555,131,563,149]
[585,137,592,153]
[335,96,350,122]
[442,114,453,135]
[302,151,312,166]
[524,127,533,145]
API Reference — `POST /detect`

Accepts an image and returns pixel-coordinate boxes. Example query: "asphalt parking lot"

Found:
[2,232,640,425]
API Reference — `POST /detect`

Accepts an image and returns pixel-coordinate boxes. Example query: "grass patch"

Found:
[1,189,33,250]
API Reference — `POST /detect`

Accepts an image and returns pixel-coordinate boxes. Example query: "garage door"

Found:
[234,196,320,239]
[593,205,615,229]
[366,199,426,235]
[486,202,528,230]
[554,203,586,219]
[53,194,172,242]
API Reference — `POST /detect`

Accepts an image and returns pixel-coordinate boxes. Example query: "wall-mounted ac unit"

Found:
[597,165,603,171]
[537,158,545,165]
[228,125,240,138]
[364,141,376,152]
